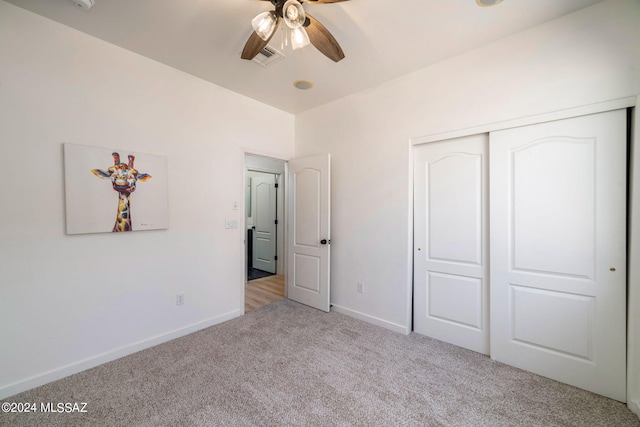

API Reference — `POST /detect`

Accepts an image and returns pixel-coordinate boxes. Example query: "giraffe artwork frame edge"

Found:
[63,143,169,235]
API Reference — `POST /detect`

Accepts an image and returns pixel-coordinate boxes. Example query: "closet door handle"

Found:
[320,239,330,245]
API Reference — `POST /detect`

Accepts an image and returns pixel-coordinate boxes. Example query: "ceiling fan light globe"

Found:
[286,6,298,21]
[290,27,310,50]
[251,11,277,41]
[283,0,305,29]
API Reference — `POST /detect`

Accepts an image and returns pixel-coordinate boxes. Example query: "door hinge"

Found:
[274,255,278,261]
[274,183,279,188]
[275,219,279,225]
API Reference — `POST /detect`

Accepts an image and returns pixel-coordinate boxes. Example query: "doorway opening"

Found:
[245,154,286,312]
[247,170,278,281]
[243,152,332,313]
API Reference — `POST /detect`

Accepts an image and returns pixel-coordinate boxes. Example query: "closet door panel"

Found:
[414,134,489,355]
[490,109,627,402]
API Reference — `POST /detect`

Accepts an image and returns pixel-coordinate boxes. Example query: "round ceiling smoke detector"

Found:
[293,80,314,90]
[71,0,95,10]
[476,0,504,6]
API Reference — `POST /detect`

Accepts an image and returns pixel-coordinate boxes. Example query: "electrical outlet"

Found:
[357,282,364,294]
[225,219,238,229]
[176,293,185,306]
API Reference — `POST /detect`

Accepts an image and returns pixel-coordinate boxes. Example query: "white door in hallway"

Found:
[414,134,489,355]
[287,154,331,312]
[490,109,627,401]
[252,173,277,274]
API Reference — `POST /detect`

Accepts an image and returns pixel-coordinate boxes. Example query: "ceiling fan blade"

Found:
[305,14,345,62]
[241,18,281,60]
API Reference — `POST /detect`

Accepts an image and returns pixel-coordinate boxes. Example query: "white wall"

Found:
[295,0,640,411]
[0,1,294,398]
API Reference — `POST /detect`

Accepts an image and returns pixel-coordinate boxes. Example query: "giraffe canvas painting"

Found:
[64,143,168,235]
[91,152,151,232]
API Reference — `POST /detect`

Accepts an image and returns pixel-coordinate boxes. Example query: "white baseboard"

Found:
[629,398,640,419]
[331,304,410,335]
[0,309,242,400]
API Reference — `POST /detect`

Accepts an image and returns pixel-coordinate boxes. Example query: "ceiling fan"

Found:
[241,0,348,63]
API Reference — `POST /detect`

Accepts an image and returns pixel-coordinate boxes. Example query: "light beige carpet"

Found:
[2,300,639,426]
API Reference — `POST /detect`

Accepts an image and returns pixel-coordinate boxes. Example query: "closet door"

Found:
[414,134,489,355]
[490,109,627,401]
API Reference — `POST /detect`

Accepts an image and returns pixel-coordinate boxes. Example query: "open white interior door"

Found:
[287,154,331,312]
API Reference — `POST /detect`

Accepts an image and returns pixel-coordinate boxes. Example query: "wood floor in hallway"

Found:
[245,274,285,313]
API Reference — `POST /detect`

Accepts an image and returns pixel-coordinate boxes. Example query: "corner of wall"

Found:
[629,399,640,419]
[628,96,640,417]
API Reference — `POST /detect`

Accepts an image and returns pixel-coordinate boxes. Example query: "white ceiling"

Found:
[5,0,605,114]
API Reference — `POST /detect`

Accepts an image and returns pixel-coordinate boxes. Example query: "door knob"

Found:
[320,239,329,245]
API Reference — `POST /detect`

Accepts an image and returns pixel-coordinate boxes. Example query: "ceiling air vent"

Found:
[251,46,285,68]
